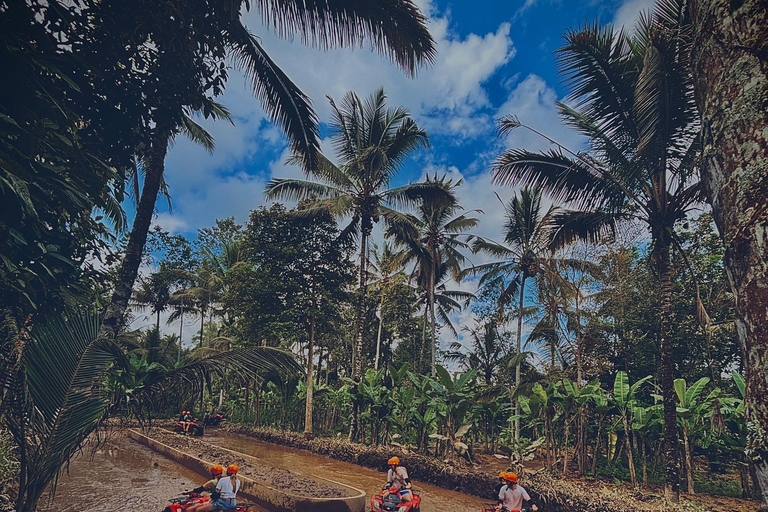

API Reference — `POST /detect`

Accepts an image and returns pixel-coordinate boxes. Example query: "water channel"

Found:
[43,431,486,512]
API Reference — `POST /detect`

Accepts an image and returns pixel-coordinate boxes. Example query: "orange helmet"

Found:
[226,464,239,475]
[210,465,224,476]
[504,472,518,483]
[387,457,399,465]
[498,472,505,478]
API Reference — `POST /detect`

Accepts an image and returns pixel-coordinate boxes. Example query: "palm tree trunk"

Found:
[515,276,526,443]
[690,3,768,508]
[156,310,161,331]
[642,433,648,489]
[593,417,603,478]
[657,234,680,500]
[375,291,385,371]
[349,226,370,442]
[101,131,170,339]
[430,269,437,377]
[177,307,184,363]
[304,315,315,437]
[199,309,205,348]
[421,302,429,371]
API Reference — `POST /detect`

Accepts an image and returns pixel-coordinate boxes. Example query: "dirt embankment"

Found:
[222,425,759,512]
[143,427,353,498]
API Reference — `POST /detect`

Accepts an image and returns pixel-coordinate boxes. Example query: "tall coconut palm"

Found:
[102,0,436,340]
[265,88,446,440]
[387,174,480,376]
[463,186,560,444]
[491,2,701,499]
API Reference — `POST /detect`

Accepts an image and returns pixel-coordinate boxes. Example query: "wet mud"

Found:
[203,430,486,512]
[144,427,354,499]
[39,434,266,512]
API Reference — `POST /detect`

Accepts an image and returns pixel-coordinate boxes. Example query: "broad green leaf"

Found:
[674,378,687,407]
[732,371,745,399]
[686,377,710,405]
[614,371,629,407]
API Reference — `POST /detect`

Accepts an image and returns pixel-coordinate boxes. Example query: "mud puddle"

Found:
[39,434,266,512]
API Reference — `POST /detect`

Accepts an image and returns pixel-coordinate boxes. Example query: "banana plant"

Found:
[674,376,711,494]
[407,371,439,452]
[631,402,662,488]
[429,365,478,457]
[560,378,600,477]
[610,371,652,487]
[591,387,614,477]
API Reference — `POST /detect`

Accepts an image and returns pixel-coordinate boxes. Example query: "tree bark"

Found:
[429,266,437,377]
[101,131,170,339]
[690,1,768,509]
[304,315,315,437]
[622,413,638,487]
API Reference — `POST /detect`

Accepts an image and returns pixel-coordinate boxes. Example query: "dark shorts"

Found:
[212,497,237,511]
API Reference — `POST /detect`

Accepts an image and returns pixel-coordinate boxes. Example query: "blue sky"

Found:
[137,0,657,349]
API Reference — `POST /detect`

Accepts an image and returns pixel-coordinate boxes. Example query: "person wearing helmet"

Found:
[493,471,506,500]
[495,472,537,512]
[186,465,225,512]
[211,464,240,511]
[383,456,412,503]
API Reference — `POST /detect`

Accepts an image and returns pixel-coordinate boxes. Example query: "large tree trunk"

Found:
[690,1,768,509]
[304,315,315,437]
[657,234,680,500]
[101,131,170,339]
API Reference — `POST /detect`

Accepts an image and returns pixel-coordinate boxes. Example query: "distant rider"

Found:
[186,465,224,512]
[383,456,412,503]
[211,464,240,511]
[495,472,537,512]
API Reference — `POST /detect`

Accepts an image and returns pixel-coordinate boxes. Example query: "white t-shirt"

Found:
[216,476,241,499]
[498,483,530,511]
[387,466,410,490]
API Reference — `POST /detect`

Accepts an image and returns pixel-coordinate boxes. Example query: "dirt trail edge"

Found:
[223,424,758,512]
[130,428,365,512]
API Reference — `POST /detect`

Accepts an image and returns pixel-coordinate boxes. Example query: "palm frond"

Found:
[253,0,436,75]
[226,20,320,171]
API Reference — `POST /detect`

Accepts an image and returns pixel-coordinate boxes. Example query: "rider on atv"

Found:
[186,465,224,512]
[383,456,412,504]
[495,472,537,512]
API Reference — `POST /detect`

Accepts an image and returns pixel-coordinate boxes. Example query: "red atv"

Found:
[162,492,255,512]
[172,419,204,436]
[371,487,421,512]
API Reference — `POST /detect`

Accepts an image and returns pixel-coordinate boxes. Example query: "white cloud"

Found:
[612,0,656,33]
[496,73,586,154]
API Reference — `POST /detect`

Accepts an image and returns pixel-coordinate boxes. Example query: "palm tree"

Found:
[490,2,701,499]
[463,187,559,443]
[446,319,506,386]
[265,88,445,440]
[131,272,173,331]
[102,0,436,340]
[387,174,479,376]
[369,242,408,371]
